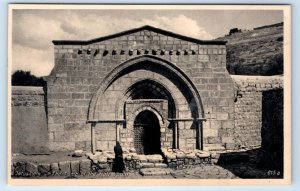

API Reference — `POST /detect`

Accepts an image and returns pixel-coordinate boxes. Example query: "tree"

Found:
[12,70,46,86]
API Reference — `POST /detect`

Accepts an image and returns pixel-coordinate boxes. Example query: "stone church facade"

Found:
[46,25,235,153]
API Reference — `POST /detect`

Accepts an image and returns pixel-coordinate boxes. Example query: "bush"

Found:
[12,70,46,86]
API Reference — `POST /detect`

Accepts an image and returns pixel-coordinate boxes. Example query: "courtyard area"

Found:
[11,150,283,179]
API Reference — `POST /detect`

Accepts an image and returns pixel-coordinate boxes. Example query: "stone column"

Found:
[116,123,120,142]
[197,121,202,150]
[174,122,178,149]
[91,123,96,154]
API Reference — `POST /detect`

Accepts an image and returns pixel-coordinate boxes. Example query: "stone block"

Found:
[48,141,75,151]
[225,143,237,150]
[146,154,163,163]
[207,136,221,144]
[139,168,171,176]
[38,163,51,175]
[218,128,234,137]
[164,153,176,160]
[203,128,219,137]
[80,159,91,175]
[26,162,38,175]
[58,161,71,176]
[132,155,147,162]
[50,163,59,174]
[216,113,229,120]
[73,150,84,157]
[221,120,234,129]
[176,152,186,159]
[179,129,195,138]
[95,155,107,163]
[204,144,225,151]
[48,124,64,132]
[154,163,168,168]
[198,55,209,62]
[140,163,154,168]
[221,136,235,144]
[14,162,26,176]
[70,161,80,174]
[210,120,222,129]
[75,142,86,150]
[96,141,108,151]
[98,163,109,169]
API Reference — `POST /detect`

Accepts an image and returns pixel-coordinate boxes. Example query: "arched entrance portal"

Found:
[133,110,161,155]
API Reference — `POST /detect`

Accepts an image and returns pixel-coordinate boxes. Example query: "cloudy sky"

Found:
[12,9,283,76]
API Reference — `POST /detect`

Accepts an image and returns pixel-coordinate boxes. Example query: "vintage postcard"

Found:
[7,4,291,185]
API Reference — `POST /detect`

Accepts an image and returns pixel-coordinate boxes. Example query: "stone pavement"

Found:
[170,165,238,179]
[80,164,239,179]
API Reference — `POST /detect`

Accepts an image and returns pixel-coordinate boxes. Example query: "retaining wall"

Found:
[11,86,49,154]
[231,75,283,150]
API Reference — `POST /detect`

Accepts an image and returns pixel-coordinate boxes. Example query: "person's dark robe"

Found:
[113,142,125,173]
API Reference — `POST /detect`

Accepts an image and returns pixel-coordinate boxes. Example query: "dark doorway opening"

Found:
[133,110,161,155]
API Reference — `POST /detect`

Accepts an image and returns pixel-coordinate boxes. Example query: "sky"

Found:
[12,9,283,76]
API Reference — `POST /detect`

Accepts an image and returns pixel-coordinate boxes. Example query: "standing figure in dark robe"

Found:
[113,141,125,173]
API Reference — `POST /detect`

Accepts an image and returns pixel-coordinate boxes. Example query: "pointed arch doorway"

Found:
[133,110,161,155]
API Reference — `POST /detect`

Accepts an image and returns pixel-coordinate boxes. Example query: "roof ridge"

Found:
[52,25,226,45]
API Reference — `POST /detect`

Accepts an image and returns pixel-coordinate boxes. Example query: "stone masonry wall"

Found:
[48,28,234,151]
[11,86,48,154]
[231,75,283,150]
[11,78,284,154]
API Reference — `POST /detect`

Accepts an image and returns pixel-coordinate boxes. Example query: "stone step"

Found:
[139,168,172,176]
[139,162,168,168]
[154,163,168,168]
[139,162,154,168]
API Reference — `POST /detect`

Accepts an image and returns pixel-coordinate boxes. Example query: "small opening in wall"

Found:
[87,49,92,55]
[152,50,157,55]
[103,50,109,56]
[93,49,99,56]
[129,50,133,56]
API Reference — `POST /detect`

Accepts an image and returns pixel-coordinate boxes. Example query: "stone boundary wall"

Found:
[11,150,211,177]
[12,86,46,107]
[11,86,48,154]
[232,75,283,150]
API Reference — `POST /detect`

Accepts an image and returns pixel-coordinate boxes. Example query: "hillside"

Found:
[216,22,283,75]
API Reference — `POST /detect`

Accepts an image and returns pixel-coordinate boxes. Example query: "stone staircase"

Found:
[133,154,172,176]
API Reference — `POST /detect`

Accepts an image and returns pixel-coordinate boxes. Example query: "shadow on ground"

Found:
[217,149,282,179]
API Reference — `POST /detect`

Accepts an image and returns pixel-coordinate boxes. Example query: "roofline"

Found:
[52,25,226,46]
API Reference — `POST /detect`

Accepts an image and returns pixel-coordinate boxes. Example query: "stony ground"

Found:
[12,151,282,179]
[74,163,279,179]
[15,163,280,179]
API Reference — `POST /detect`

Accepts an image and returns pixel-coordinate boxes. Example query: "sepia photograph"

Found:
[7,4,291,185]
